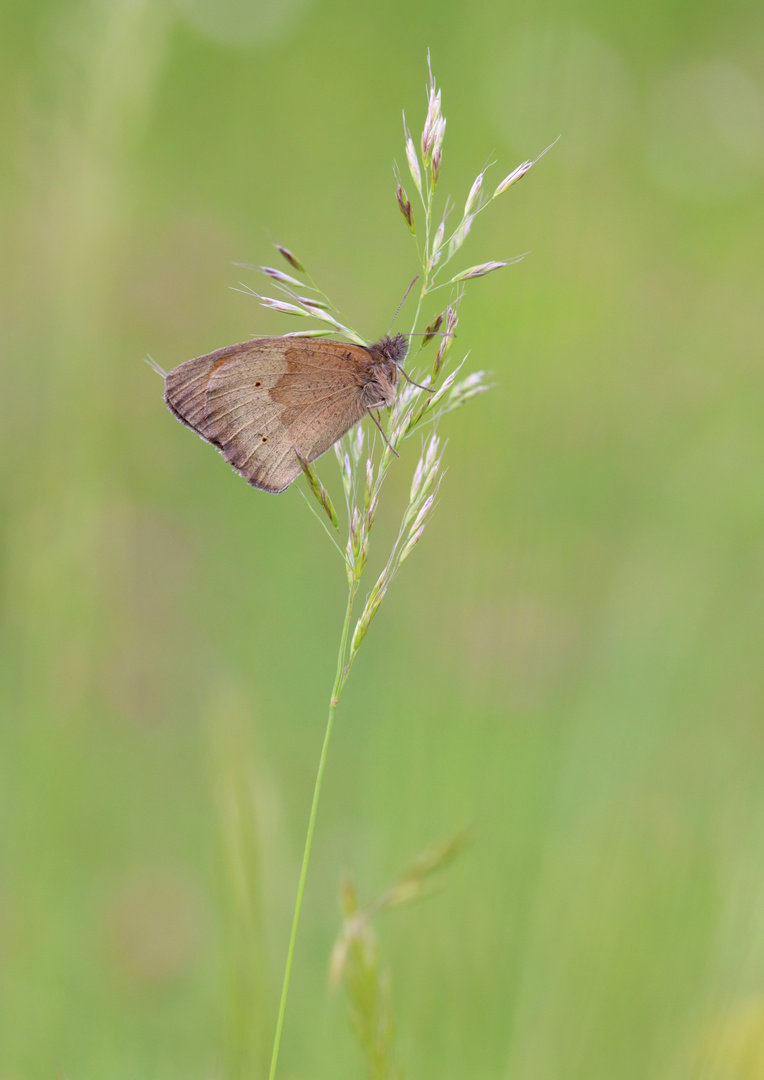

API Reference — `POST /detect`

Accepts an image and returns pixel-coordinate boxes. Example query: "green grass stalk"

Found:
[267,581,357,1080]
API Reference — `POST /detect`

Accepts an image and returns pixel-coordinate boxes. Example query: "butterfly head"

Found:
[366,333,409,377]
[362,333,408,410]
[377,332,409,366]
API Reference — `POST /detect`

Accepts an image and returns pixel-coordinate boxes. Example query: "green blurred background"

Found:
[2,0,764,1077]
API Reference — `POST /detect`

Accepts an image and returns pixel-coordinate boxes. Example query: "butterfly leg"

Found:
[398,366,436,393]
[369,410,400,458]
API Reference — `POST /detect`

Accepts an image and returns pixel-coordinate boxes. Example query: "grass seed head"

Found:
[434,306,458,376]
[299,296,331,311]
[449,259,513,282]
[409,455,426,503]
[275,244,305,272]
[260,265,305,288]
[420,312,444,349]
[447,213,472,259]
[259,296,308,316]
[396,184,415,233]
[339,450,352,499]
[493,136,559,197]
[443,370,492,414]
[296,451,339,530]
[407,493,435,539]
[431,142,442,188]
[351,426,365,465]
[421,51,441,164]
[403,114,422,194]
[464,172,483,216]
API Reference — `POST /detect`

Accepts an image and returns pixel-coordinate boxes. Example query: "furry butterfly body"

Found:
[163,333,408,493]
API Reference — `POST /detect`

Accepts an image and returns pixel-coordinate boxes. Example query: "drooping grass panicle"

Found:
[236,243,368,346]
[330,831,471,1079]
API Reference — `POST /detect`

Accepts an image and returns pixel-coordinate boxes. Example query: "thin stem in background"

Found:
[267,582,357,1080]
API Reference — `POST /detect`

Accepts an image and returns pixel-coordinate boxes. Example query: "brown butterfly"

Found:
[162,333,411,493]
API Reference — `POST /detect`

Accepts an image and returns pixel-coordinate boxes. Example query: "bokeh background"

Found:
[2,0,764,1077]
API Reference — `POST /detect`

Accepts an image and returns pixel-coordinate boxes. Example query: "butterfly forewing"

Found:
[164,337,371,493]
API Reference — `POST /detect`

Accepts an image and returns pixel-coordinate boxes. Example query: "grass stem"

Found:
[267,582,357,1080]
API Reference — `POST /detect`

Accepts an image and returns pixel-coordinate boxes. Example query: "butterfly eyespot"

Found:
[261,436,268,443]
[254,380,262,388]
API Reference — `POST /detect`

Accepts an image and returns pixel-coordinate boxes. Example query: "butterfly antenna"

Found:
[388,275,419,336]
